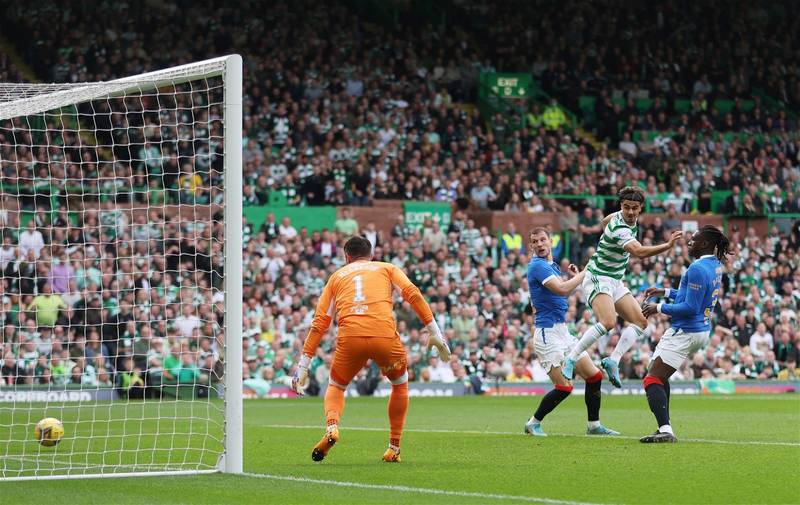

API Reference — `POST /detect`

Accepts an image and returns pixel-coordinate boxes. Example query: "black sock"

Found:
[645,383,670,427]
[585,379,602,422]
[534,386,572,421]
[664,381,670,402]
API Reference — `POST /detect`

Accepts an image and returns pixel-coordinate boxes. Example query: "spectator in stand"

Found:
[18,220,45,260]
[333,208,359,237]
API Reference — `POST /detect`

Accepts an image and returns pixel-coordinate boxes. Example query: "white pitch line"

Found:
[241,471,615,505]
[259,423,800,448]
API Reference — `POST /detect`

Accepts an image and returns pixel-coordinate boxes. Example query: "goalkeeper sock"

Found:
[387,382,409,448]
[584,370,603,422]
[568,323,608,360]
[644,376,670,428]
[324,384,346,427]
[610,324,643,363]
[533,384,573,421]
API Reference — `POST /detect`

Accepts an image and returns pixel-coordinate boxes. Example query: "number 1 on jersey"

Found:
[353,275,365,302]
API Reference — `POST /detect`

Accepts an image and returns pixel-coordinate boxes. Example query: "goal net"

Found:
[0,55,243,480]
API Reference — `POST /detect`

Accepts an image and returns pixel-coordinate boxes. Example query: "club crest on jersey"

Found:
[351,304,369,314]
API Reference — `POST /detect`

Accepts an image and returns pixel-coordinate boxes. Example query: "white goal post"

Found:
[0,55,242,480]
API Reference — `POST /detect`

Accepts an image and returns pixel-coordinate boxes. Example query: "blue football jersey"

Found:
[661,255,722,333]
[527,257,568,328]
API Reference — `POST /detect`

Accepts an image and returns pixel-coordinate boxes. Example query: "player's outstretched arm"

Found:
[624,230,682,259]
[292,281,335,395]
[542,264,586,296]
[643,286,677,300]
[390,265,451,360]
[642,267,705,318]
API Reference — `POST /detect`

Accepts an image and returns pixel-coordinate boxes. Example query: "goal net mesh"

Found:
[0,59,232,478]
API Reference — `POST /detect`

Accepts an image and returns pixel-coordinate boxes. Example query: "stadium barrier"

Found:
[2,380,794,403]
[242,380,799,399]
[251,201,750,241]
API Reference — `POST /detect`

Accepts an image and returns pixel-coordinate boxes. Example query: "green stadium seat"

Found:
[713,99,734,114]
[635,98,653,111]
[579,95,596,111]
[741,100,755,112]
[711,190,732,213]
[612,97,625,109]
[674,99,691,114]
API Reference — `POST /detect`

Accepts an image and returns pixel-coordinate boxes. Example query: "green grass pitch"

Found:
[1,394,798,504]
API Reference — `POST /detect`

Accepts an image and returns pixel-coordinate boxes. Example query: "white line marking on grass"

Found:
[259,424,800,447]
[241,471,615,505]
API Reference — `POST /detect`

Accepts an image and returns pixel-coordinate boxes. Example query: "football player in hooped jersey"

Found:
[562,186,682,387]
[638,225,729,443]
[292,236,450,462]
[523,227,619,437]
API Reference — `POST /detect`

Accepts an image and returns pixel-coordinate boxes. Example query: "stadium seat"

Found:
[714,99,734,114]
[673,99,691,114]
[635,98,653,112]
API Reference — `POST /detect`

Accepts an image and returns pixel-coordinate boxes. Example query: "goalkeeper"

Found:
[292,236,450,463]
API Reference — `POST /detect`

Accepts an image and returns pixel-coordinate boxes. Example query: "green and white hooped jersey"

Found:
[587,212,638,280]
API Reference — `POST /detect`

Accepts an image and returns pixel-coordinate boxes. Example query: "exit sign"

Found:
[488,73,532,99]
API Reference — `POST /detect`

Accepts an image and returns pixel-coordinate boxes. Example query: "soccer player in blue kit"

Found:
[639,225,729,443]
[523,227,619,437]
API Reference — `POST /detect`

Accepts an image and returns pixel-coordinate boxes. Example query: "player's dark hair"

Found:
[618,185,645,204]
[529,226,550,237]
[343,236,372,259]
[698,225,730,261]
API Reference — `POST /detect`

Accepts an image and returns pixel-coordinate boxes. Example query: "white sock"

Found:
[610,324,643,362]
[642,322,655,338]
[587,420,601,430]
[658,424,674,435]
[530,415,541,424]
[568,323,608,360]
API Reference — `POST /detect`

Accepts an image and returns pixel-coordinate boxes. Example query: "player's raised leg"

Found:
[564,291,615,379]
[574,356,620,435]
[640,356,677,443]
[603,293,648,387]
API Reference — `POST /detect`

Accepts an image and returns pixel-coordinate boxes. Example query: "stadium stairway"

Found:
[0,33,37,82]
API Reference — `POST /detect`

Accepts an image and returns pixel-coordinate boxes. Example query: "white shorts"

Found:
[652,327,710,369]
[533,323,588,372]
[582,272,630,304]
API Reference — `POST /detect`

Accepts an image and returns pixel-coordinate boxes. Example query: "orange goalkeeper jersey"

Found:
[302,260,434,355]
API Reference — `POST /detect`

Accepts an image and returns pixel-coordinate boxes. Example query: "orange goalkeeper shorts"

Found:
[329,335,407,389]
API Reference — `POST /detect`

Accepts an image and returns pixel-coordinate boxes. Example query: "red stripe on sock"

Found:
[643,375,664,388]
[555,384,574,393]
[586,371,603,384]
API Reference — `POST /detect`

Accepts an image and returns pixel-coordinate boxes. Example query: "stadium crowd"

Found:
[0,0,798,395]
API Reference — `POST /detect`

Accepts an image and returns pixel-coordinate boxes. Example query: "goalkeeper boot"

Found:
[587,424,620,436]
[311,425,339,462]
[561,358,576,380]
[524,419,547,437]
[382,446,401,463]
[601,357,622,388]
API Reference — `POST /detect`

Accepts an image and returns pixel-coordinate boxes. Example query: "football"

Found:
[34,418,64,447]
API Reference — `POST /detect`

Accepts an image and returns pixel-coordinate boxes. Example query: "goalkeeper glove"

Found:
[425,321,451,361]
[291,354,312,396]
